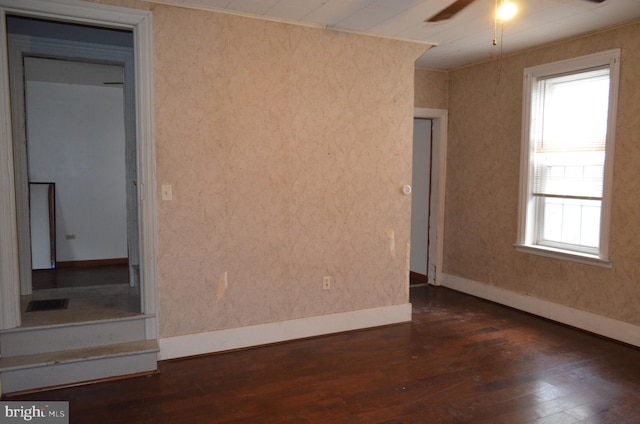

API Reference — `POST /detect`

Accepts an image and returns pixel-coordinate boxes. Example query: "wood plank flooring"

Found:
[7,285,640,423]
[32,264,129,290]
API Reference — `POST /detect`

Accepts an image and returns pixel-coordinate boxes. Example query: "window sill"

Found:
[514,244,612,268]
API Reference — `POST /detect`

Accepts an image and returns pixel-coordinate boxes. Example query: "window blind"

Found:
[531,68,610,200]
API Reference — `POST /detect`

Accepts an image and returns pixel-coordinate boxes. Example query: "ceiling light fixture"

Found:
[497,1,518,21]
[493,0,517,46]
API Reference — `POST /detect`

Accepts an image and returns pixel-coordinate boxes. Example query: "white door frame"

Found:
[414,107,448,286]
[0,0,157,336]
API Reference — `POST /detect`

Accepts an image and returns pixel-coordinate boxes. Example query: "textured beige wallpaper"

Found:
[445,21,640,325]
[134,5,425,337]
[414,68,449,109]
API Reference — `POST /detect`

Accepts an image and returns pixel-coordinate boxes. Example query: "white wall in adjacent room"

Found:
[26,78,127,262]
[410,118,432,276]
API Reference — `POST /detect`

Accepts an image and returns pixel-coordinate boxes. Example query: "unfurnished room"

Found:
[1,0,640,422]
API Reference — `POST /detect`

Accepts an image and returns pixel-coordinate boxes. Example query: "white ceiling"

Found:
[147,0,640,69]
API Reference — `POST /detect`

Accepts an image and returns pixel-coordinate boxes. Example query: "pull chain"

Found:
[493,0,498,45]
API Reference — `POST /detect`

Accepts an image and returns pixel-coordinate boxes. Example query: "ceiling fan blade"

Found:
[426,0,476,22]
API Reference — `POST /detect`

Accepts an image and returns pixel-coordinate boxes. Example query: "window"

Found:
[517,50,620,266]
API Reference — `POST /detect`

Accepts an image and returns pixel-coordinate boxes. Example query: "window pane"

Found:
[542,198,563,243]
[581,202,601,247]
[541,198,600,249]
[562,202,582,244]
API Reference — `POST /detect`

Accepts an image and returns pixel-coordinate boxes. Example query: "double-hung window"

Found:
[517,50,620,266]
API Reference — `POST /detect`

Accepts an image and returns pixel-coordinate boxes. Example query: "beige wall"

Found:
[414,68,449,109]
[100,2,425,338]
[445,21,640,326]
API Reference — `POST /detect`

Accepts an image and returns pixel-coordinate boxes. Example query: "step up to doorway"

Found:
[0,340,158,394]
[0,315,158,395]
[0,315,151,357]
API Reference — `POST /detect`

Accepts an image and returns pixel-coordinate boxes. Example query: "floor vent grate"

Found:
[26,298,69,312]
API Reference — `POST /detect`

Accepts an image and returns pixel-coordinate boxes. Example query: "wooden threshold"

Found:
[56,258,128,268]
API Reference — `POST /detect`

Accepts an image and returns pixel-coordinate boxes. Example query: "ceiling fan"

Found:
[426,0,606,23]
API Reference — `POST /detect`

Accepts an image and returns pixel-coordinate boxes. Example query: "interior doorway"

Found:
[0,0,157,335]
[410,107,448,288]
[410,118,432,286]
[23,57,136,297]
[6,15,141,324]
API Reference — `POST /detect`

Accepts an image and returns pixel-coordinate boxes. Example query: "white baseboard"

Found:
[441,273,640,348]
[159,303,412,360]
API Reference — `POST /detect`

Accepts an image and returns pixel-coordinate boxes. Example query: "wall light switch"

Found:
[323,276,331,290]
[161,184,173,201]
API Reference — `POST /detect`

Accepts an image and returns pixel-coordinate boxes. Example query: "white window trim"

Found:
[516,49,620,267]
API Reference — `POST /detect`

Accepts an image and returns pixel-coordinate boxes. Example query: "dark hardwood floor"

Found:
[31,264,129,290]
[7,285,640,423]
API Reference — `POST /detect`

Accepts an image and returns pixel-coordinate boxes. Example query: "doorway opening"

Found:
[7,16,140,327]
[410,107,448,288]
[0,0,157,334]
[410,118,432,286]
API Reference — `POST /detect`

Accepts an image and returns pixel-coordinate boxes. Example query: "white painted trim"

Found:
[7,35,31,296]
[0,12,21,330]
[159,303,412,360]
[514,244,611,268]
[441,273,640,348]
[0,0,149,27]
[414,108,448,286]
[0,0,157,339]
[133,12,159,339]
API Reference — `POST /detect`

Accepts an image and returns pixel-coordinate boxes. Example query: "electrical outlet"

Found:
[322,276,331,290]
